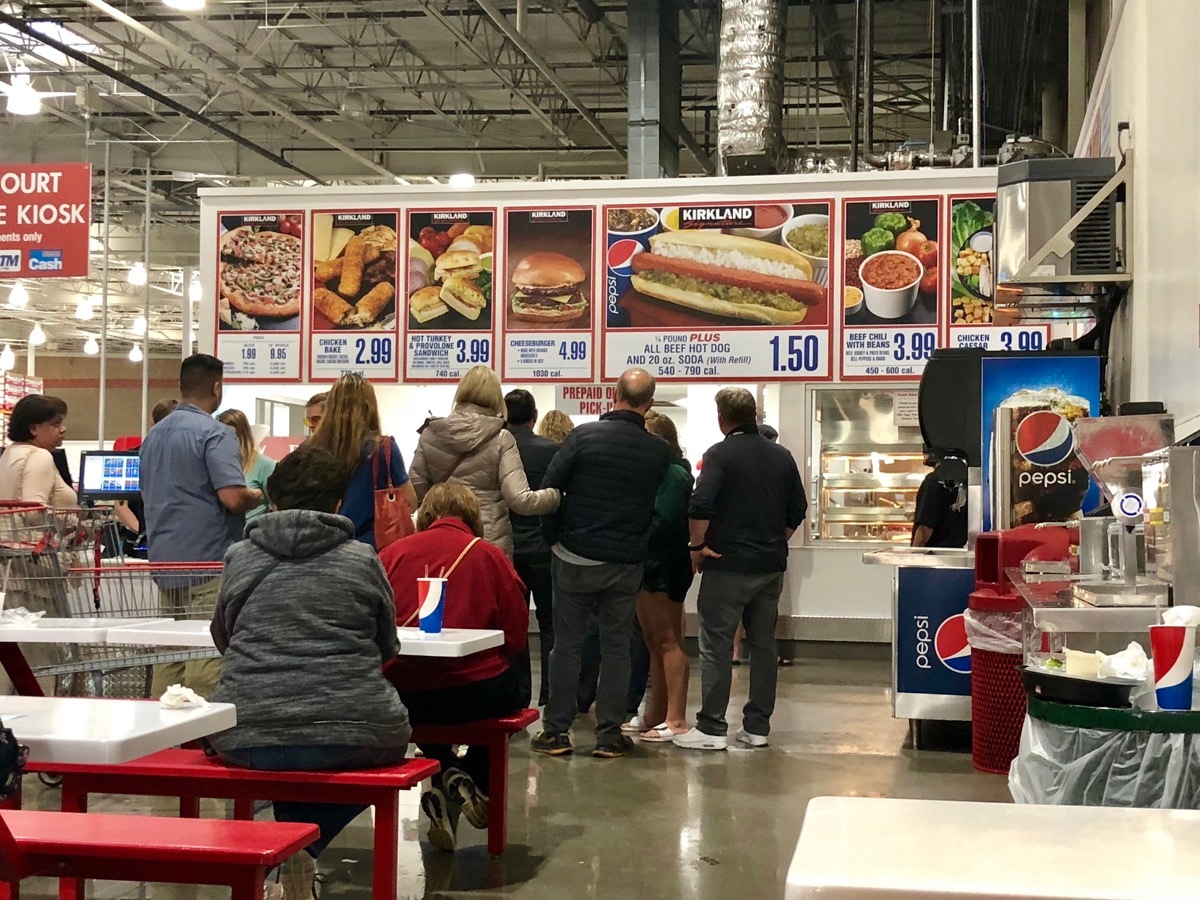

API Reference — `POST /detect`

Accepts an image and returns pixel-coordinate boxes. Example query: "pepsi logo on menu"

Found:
[935,614,971,674]
[1015,410,1075,467]
[606,238,644,276]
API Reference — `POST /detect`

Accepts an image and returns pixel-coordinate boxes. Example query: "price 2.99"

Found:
[354,337,393,366]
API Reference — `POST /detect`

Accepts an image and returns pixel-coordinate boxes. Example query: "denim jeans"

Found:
[578,614,650,719]
[217,743,408,857]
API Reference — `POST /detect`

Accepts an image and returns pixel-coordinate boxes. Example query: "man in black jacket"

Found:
[674,388,806,751]
[505,389,561,707]
[532,368,670,759]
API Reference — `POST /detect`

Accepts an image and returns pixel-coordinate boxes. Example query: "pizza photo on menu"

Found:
[311,212,399,331]
[218,213,303,332]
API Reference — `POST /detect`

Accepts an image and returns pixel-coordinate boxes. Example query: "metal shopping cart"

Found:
[0,502,221,698]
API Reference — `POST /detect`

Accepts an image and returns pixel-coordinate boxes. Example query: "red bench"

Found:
[0,809,315,900]
[23,754,439,900]
[409,708,539,855]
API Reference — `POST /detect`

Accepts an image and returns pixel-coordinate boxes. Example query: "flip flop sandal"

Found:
[621,715,647,734]
[640,722,684,743]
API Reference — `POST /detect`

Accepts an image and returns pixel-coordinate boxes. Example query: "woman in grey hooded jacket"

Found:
[410,366,559,557]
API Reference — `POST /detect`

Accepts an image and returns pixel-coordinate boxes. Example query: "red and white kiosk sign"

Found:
[0,164,91,279]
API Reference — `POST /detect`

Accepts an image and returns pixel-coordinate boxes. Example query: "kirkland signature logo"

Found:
[0,251,20,273]
[28,249,63,271]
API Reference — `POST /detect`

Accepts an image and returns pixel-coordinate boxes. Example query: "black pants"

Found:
[514,552,554,707]
[578,614,650,719]
[398,665,522,795]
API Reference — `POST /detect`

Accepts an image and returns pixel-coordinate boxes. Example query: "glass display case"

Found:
[810,387,926,543]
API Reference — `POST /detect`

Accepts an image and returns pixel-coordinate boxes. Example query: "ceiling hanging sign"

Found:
[499,207,596,382]
[599,199,834,382]
[214,211,304,382]
[0,164,91,279]
[308,210,400,382]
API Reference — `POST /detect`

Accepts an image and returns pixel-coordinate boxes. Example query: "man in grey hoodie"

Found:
[210,444,410,898]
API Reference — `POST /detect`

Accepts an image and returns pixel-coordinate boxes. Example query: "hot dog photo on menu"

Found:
[504,208,593,331]
[407,210,495,331]
[603,201,829,330]
[217,212,303,332]
[310,212,399,331]
[843,197,941,326]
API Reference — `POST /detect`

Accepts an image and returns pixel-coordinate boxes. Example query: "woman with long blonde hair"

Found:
[310,373,418,547]
[410,365,559,557]
[216,408,275,522]
[536,409,575,444]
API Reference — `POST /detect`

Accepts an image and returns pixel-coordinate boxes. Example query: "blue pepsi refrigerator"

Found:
[891,350,1101,730]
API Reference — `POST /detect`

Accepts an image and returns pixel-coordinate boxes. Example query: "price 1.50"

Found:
[354,337,393,366]
[455,338,491,365]
[892,331,937,362]
[769,334,822,373]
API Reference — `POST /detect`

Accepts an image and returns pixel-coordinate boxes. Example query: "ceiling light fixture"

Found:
[4,69,42,116]
[129,344,143,363]
[6,282,29,309]
[341,87,369,118]
[0,345,13,372]
[83,335,99,356]
[163,0,205,10]
[132,314,147,336]
[75,298,94,320]
[127,262,147,286]
[448,173,476,188]
[28,324,46,347]
[188,270,202,302]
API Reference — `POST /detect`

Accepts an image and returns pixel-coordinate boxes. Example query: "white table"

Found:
[0,617,166,644]
[107,620,504,658]
[786,797,1200,899]
[0,695,236,765]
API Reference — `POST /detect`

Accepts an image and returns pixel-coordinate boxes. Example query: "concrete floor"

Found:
[16,646,1011,899]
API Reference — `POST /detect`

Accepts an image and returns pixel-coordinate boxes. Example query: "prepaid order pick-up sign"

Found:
[0,164,91,279]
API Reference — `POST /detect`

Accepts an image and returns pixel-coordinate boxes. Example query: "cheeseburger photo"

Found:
[629,231,825,325]
[509,251,589,326]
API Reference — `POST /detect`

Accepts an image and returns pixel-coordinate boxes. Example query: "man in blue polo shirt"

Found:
[140,353,263,697]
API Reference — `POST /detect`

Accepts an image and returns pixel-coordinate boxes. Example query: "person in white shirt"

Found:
[0,395,76,508]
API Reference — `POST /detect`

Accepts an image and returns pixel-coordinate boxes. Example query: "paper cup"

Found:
[1150,624,1195,710]
[417,577,447,634]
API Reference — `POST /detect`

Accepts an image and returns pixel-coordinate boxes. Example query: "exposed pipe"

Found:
[75,0,402,182]
[717,0,787,174]
[971,0,982,166]
[141,163,151,435]
[0,10,323,183]
[851,0,862,170]
[864,0,875,153]
[98,141,110,450]
[474,0,626,157]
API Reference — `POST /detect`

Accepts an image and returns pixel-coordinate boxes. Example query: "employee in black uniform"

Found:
[911,450,968,548]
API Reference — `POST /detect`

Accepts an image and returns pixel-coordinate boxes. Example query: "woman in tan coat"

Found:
[410,366,559,557]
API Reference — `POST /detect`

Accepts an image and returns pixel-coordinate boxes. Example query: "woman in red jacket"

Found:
[380,482,527,853]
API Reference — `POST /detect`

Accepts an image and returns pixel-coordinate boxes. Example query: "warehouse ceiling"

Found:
[0,0,1056,355]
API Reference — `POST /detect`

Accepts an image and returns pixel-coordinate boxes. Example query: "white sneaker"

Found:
[735,728,769,748]
[671,727,727,750]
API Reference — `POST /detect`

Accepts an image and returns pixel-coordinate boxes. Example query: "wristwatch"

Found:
[688,542,706,552]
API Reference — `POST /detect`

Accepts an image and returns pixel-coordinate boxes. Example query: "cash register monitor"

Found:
[78,450,141,502]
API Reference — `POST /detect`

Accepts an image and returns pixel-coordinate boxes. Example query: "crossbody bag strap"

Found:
[372,437,396,491]
[437,448,475,485]
[399,537,481,627]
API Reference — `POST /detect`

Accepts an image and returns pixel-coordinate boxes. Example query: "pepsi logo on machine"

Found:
[1015,410,1076,467]
[935,614,972,674]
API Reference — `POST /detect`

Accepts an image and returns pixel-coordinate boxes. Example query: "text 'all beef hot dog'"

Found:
[628,230,825,325]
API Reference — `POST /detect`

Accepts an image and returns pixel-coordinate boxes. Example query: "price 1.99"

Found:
[769,334,821,373]
[241,346,287,361]
[892,331,937,362]
[455,338,491,365]
[354,337,393,366]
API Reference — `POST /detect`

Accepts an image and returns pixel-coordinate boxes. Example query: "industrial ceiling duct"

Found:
[717,0,787,176]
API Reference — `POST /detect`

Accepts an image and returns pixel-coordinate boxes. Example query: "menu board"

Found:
[308,211,400,381]
[841,196,942,380]
[402,208,496,381]
[600,200,833,381]
[946,194,1049,352]
[215,211,304,382]
[500,207,595,381]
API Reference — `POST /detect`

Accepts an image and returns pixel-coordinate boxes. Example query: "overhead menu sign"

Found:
[600,199,834,381]
[0,164,91,279]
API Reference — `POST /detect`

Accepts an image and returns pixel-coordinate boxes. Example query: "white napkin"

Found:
[1163,606,1200,627]
[0,608,46,627]
[159,684,208,709]
[1097,642,1150,681]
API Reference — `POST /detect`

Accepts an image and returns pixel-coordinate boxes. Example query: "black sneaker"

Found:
[531,731,574,756]
[420,787,459,852]
[592,735,635,758]
[444,767,489,830]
